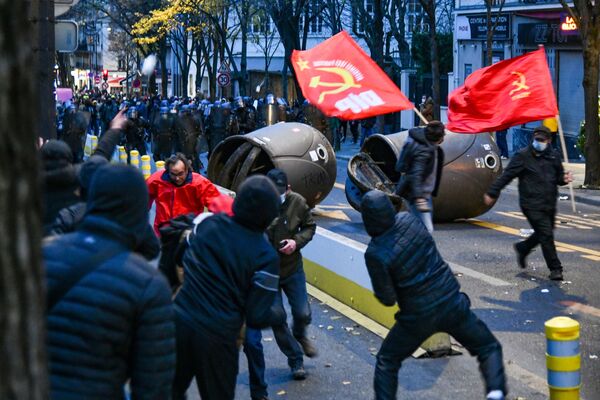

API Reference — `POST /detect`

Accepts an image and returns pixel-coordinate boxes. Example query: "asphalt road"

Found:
[184,156,600,400]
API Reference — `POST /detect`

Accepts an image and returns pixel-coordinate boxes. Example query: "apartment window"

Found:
[353,0,374,33]
[407,0,428,33]
[300,0,323,34]
[252,14,271,34]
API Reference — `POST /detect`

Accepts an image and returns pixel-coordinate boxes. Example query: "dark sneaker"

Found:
[514,243,527,269]
[549,270,564,281]
[291,365,306,380]
[297,336,318,358]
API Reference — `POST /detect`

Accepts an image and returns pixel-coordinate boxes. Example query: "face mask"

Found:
[532,140,547,152]
[280,193,286,203]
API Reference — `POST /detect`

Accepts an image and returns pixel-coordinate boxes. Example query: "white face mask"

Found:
[280,193,286,203]
[532,140,548,152]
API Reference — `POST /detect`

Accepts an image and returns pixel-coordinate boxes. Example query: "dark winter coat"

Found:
[43,164,175,400]
[175,214,282,341]
[487,145,567,211]
[44,217,175,399]
[266,191,316,279]
[361,190,460,315]
[394,127,444,201]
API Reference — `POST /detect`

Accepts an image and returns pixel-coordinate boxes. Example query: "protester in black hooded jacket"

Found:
[361,190,506,400]
[40,140,80,234]
[172,175,283,400]
[43,164,175,400]
[394,121,445,233]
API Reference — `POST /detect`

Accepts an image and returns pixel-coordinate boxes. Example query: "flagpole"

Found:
[556,114,576,213]
[413,107,428,125]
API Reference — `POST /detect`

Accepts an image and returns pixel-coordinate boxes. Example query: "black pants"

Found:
[172,315,239,400]
[374,293,506,400]
[518,208,562,272]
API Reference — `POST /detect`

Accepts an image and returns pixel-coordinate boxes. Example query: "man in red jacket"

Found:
[147,152,220,235]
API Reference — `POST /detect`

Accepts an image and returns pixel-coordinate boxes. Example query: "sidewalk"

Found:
[333,140,600,207]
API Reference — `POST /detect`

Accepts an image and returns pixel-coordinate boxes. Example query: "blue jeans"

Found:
[244,328,268,399]
[407,198,434,233]
[244,266,311,397]
[272,266,312,368]
[360,127,373,146]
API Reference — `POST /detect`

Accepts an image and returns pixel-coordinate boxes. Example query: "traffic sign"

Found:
[217,73,231,87]
[55,20,78,53]
[94,75,101,84]
[102,82,109,90]
[132,78,141,88]
[218,61,230,74]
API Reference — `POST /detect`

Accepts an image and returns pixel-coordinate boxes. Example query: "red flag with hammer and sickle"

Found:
[291,31,413,120]
[447,47,558,133]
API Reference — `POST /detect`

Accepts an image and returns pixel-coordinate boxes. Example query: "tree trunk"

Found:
[159,44,168,97]
[582,38,600,187]
[429,27,441,120]
[239,0,248,96]
[0,0,48,399]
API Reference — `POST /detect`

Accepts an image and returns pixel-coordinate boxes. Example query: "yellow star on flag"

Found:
[296,58,310,71]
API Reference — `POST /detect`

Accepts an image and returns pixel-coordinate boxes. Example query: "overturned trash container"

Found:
[346,130,502,221]
[208,122,337,207]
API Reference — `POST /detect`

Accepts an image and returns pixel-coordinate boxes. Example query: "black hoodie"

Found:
[361,190,459,314]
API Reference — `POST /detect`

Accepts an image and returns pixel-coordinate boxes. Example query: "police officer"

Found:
[222,101,239,138]
[124,106,149,160]
[175,105,202,171]
[234,96,257,135]
[62,104,89,162]
[152,106,175,162]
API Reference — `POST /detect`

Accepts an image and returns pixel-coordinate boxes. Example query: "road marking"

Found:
[556,247,576,253]
[308,282,549,397]
[582,255,600,262]
[334,182,345,190]
[312,208,351,221]
[448,262,511,287]
[557,213,600,228]
[469,220,600,258]
[560,301,600,318]
[496,211,572,230]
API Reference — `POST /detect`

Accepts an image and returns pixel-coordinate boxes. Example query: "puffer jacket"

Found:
[175,213,282,341]
[487,145,567,211]
[362,191,459,315]
[394,127,444,200]
[43,216,175,400]
[266,191,316,279]
[147,169,220,235]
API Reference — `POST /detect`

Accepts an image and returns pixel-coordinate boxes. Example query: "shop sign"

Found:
[517,22,581,46]
[456,14,510,41]
[560,13,579,36]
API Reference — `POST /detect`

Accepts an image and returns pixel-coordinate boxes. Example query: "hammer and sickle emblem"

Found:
[509,71,530,100]
[309,67,361,104]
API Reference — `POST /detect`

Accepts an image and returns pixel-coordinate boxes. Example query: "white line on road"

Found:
[448,262,512,287]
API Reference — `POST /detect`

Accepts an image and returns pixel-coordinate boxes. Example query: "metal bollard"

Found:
[545,316,580,400]
[130,150,140,168]
[155,160,165,171]
[118,146,127,164]
[90,135,98,154]
[141,155,151,179]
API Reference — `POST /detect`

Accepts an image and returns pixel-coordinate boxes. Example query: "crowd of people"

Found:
[38,83,574,400]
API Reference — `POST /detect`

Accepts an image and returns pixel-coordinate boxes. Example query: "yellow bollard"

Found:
[130,150,140,168]
[141,155,151,179]
[118,146,127,164]
[545,317,580,400]
[155,160,165,171]
[90,135,98,154]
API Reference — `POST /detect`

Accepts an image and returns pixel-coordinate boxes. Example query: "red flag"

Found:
[291,31,413,120]
[447,48,558,133]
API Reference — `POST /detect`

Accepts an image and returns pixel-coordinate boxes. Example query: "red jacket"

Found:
[147,170,220,235]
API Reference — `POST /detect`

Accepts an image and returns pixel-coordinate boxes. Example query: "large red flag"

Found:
[447,48,558,133]
[291,31,413,120]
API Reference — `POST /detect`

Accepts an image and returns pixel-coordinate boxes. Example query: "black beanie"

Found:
[361,190,396,237]
[86,164,149,237]
[233,175,280,231]
[79,155,109,199]
[40,140,73,171]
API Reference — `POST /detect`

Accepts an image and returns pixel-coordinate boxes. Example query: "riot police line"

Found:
[56,90,334,169]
